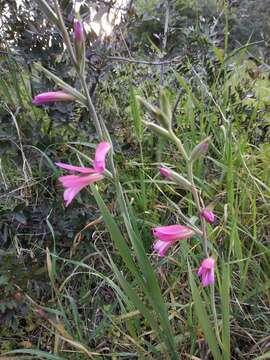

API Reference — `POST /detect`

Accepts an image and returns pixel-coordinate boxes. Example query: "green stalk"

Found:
[169,129,223,353]
[40,2,178,356]
[53,0,77,68]
[224,0,229,57]
[187,162,208,257]
[169,129,208,256]
[78,74,104,142]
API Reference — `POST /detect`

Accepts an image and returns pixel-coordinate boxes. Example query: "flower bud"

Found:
[159,166,172,177]
[159,87,172,128]
[136,96,171,130]
[144,122,171,140]
[159,166,192,190]
[74,19,85,73]
[74,20,84,44]
[32,91,75,105]
[189,137,211,162]
[201,208,215,224]
[14,292,23,301]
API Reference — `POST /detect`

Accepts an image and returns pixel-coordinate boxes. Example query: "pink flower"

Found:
[74,20,84,43]
[55,141,111,206]
[32,91,75,105]
[197,257,215,287]
[201,208,215,224]
[152,225,195,257]
[159,166,172,178]
[92,141,111,173]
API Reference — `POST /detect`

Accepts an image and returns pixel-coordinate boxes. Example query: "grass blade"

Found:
[3,349,65,359]
[91,185,146,291]
[188,263,222,360]
[220,260,231,359]
[109,255,163,351]
[121,211,178,358]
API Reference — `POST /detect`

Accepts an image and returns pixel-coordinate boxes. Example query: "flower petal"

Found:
[59,174,104,188]
[197,265,204,276]
[63,185,85,206]
[55,162,96,174]
[198,257,215,287]
[202,270,214,287]
[93,141,111,173]
[153,239,174,257]
[152,225,195,242]
[201,256,215,269]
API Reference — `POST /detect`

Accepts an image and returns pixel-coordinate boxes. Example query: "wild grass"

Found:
[1,14,270,360]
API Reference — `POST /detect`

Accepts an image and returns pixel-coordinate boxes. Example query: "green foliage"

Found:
[188,265,222,360]
[0,0,270,358]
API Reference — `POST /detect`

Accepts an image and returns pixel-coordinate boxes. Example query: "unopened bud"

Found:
[159,87,172,126]
[159,166,172,177]
[74,20,84,44]
[137,96,171,130]
[189,137,211,162]
[159,165,192,190]
[14,292,23,301]
[74,19,85,73]
[144,122,171,139]
[201,208,215,224]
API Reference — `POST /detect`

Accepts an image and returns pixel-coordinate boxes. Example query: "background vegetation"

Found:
[0,0,269,358]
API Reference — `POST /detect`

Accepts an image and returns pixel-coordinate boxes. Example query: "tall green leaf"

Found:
[220,260,231,359]
[4,349,65,359]
[122,214,178,356]
[92,186,178,358]
[91,185,145,290]
[188,264,222,360]
[109,255,163,350]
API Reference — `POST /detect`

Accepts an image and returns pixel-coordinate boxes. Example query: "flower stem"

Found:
[169,130,209,257]
[53,0,77,68]
[211,283,223,349]
[169,130,188,161]
[187,162,209,257]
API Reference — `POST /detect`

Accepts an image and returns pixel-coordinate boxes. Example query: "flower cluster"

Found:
[152,165,216,287]
[55,142,111,206]
[32,61,216,287]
